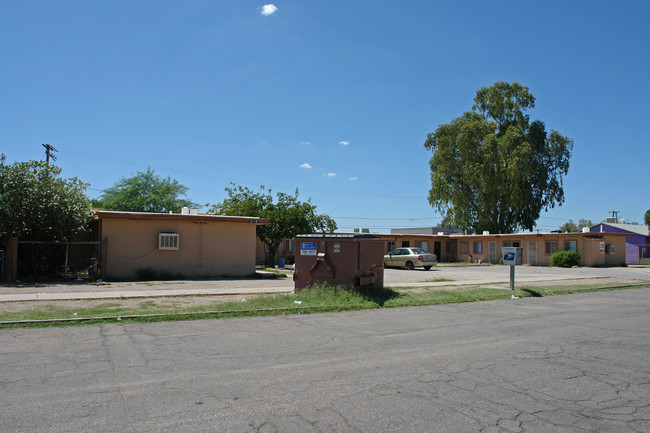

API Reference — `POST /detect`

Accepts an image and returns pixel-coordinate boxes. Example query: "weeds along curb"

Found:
[1,283,648,327]
[0,305,362,326]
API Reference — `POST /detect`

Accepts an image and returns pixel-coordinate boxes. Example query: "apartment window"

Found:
[159,233,179,250]
[459,241,468,254]
[416,241,429,251]
[284,239,295,252]
[545,241,557,254]
[402,241,410,247]
[606,244,616,255]
[446,242,454,253]
[503,241,520,247]
[387,241,395,253]
[564,240,577,252]
[473,241,482,254]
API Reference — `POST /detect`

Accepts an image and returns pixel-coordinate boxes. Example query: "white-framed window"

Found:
[159,233,179,250]
[546,241,557,254]
[473,241,482,254]
[285,239,295,252]
[606,244,616,255]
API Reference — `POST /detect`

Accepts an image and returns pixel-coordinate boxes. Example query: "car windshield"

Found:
[410,248,428,254]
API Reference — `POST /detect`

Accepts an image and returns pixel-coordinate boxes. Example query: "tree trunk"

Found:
[266,241,280,268]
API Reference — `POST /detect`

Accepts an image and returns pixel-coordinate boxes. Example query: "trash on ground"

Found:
[294,300,302,304]
[241,298,247,303]
[511,295,519,299]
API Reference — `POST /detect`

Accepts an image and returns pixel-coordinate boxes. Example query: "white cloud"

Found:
[300,163,312,169]
[300,141,310,145]
[326,173,337,177]
[339,140,350,146]
[349,176,358,181]
[261,4,278,16]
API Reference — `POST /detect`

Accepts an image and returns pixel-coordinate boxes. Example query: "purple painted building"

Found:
[590,222,650,264]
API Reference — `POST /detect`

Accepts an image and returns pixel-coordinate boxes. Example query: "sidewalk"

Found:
[0,270,296,302]
[0,273,626,303]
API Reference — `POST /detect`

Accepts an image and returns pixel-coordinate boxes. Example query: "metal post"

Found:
[509,265,515,291]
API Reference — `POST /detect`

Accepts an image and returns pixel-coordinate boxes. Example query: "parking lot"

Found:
[383,263,650,287]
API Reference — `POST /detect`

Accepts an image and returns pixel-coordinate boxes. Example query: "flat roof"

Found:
[94,210,268,225]
[296,233,381,239]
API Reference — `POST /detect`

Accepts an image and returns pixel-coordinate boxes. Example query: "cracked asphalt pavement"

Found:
[1,288,649,432]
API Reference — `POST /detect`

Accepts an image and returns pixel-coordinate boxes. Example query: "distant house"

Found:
[589,222,650,264]
[95,210,268,280]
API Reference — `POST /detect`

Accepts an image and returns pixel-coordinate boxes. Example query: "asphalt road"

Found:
[1,289,649,432]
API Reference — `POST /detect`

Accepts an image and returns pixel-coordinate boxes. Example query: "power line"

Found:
[42,144,57,163]
[56,146,428,201]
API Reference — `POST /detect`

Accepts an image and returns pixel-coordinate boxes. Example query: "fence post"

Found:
[6,237,18,282]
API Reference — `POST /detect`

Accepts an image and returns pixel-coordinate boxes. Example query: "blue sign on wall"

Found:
[300,242,317,256]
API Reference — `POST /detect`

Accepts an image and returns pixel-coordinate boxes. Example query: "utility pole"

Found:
[609,210,620,223]
[42,143,58,163]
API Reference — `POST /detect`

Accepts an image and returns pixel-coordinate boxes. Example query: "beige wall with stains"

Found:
[101,218,257,279]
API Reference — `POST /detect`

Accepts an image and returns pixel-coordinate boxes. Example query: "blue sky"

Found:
[2,0,649,232]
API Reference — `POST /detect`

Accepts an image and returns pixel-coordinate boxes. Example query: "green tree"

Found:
[424,82,573,234]
[645,209,650,226]
[559,218,593,233]
[94,168,197,213]
[0,154,94,242]
[210,183,337,266]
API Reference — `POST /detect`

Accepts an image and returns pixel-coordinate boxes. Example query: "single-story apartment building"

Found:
[264,230,628,267]
[96,210,267,280]
[378,231,628,267]
[589,222,650,264]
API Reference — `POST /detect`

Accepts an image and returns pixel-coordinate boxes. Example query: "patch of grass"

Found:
[422,278,455,283]
[1,282,648,329]
[137,281,184,287]
[262,268,289,278]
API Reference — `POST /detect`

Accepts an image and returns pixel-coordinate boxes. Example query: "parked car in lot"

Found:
[384,247,438,270]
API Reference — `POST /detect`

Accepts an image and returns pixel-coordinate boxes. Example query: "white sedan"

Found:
[384,248,438,270]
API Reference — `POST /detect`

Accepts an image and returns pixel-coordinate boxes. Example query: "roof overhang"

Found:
[94,210,268,225]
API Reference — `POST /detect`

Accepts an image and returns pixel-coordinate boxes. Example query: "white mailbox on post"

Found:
[502,247,523,291]
[501,247,523,265]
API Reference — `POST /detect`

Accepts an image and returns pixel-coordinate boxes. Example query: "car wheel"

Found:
[405,261,415,270]
[423,266,432,270]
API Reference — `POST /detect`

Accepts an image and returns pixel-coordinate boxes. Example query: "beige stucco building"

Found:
[261,231,629,268]
[378,231,628,267]
[96,210,267,280]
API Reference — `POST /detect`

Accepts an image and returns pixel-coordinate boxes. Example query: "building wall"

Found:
[376,232,627,267]
[102,218,257,279]
[262,231,628,268]
[590,224,650,263]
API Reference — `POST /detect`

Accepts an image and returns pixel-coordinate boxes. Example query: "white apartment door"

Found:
[528,241,538,265]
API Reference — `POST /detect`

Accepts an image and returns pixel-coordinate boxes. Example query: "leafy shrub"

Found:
[550,250,581,268]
